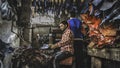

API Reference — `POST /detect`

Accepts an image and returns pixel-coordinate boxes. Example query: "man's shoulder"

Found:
[74,18,81,21]
[68,18,81,22]
[66,28,73,33]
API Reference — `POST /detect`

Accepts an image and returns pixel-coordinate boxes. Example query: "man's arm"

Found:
[54,29,73,48]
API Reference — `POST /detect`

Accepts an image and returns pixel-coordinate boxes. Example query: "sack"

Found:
[0,0,13,21]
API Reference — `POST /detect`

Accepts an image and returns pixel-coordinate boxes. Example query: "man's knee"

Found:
[54,54,61,62]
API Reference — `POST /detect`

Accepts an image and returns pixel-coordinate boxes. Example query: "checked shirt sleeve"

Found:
[54,29,73,47]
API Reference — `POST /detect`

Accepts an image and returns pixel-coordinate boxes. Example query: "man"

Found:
[50,21,74,68]
[67,12,84,68]
[67,11,83,38]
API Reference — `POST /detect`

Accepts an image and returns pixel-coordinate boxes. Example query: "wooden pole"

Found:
[20,0,32,46]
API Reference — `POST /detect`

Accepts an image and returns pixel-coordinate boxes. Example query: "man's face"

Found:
[59,23,67,31]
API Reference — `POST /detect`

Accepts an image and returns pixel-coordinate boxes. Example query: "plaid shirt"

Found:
[54,28,74,54]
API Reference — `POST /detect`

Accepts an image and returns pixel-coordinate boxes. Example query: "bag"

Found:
[0,0,13,21]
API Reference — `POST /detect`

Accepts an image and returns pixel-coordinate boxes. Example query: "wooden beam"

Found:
[20,0,32,46]
[88,48,120,61]
[91,57,102,68]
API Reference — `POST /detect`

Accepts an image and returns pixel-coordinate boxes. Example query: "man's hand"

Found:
[51,45,57,49]
[49,44,53,47]
[49,44,57,49]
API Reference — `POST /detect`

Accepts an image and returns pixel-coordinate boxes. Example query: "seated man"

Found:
[49,21,74,68]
